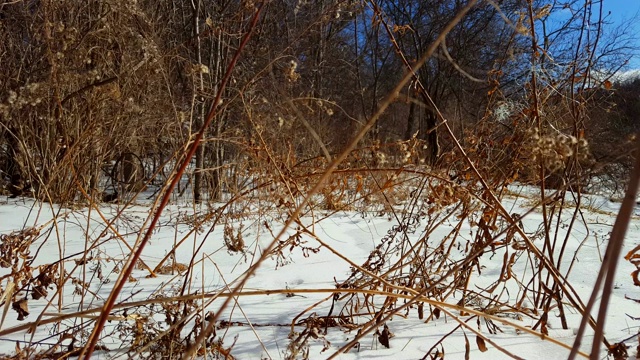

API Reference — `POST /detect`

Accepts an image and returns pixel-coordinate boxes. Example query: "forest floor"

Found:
[0,184,638,359]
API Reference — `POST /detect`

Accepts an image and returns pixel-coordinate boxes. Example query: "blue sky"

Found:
[602,0,640,68]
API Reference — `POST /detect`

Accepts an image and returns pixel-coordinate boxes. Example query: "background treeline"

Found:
[0,0,638,204]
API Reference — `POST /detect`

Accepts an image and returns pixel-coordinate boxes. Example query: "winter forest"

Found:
[1,0,640,359]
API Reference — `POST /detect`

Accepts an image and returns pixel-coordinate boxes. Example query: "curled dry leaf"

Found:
[12,298,28,321]
[464,333,470,360]
[377,324,393,349]
[607,342,628,359]
[31,286,47,300]
[73,256,93,266]
[476,335,488,352]
[156,262,188,275]
[433,307,441,319]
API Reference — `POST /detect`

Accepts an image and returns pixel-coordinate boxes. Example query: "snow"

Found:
[611,69,640,84]
[0,184,638,359]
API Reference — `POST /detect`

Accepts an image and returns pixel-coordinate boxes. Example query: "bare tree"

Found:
[369,0,525,164]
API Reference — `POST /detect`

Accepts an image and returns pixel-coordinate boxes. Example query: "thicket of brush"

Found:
[1,0,640,358]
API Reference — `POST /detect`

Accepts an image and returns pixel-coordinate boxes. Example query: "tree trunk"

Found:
[423,110,440,165]
[194,140,204,203]
[5,128,26,197]
[122,153,137,186]
[405,101,417,140]
[206,23,226,202]
[192,0,204,203]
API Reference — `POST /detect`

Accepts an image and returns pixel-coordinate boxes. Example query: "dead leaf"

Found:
[604,80,612,90]
[31,285,47,300]
[608,342,628,359]
[476,335,488,352]
[464,333,470,360]
[0,281,14,328]
[378,324,391,348]
[12,298,29,321]
[632,269,640,286]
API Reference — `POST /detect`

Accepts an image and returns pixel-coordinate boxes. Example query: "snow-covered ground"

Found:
[0,184,638,359]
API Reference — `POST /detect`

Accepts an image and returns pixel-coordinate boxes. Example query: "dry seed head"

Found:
[547,158,564,172]
[537,4,552,18]
[7,91,17,104]
[445,185,454,197]
[286,60,300,82]
[577,150,588,161]
[538,148,551,158]
[557,135,569,146]
[558,144,573,158]
[569,135,578,145]
[578,138,588,148]
[540,136,555,148]
[403,151,411,163]
[531,132,540,142]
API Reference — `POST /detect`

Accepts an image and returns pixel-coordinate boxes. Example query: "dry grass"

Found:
[0,0,638,359]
